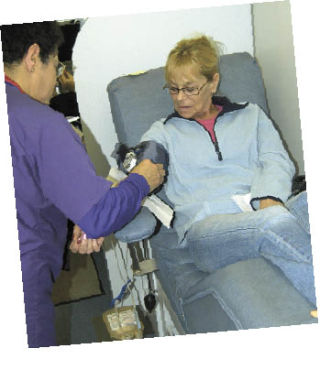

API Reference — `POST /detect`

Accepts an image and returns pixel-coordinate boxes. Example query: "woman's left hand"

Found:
[259,198,284,209]
[69,224,104,254]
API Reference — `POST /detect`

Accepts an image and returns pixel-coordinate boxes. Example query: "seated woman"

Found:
[139,34,317,311]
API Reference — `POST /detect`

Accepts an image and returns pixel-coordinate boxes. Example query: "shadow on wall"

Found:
[254,58,299,174]
[81,119,111,178]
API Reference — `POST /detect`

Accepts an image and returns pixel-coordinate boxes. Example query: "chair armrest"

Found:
[114,207,157,243]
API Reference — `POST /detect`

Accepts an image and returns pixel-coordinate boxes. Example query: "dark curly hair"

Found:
[0,21,64,65]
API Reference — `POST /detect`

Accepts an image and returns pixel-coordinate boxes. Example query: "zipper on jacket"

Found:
[193,120,223,161]
[213,110,223,161]
[164,96,248,162]
[214,141,223,161]
[196,110,223,161]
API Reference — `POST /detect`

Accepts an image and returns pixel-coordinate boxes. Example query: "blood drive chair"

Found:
[107,53,317,334]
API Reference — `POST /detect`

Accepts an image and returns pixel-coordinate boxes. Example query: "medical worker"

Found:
[1,21,165,348]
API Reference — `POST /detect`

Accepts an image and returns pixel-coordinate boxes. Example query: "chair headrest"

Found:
[107,52,267,147]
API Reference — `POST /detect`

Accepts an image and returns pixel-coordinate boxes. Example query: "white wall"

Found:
[252,0,304,174]
[72,4,254,303]
[72,4,253,172]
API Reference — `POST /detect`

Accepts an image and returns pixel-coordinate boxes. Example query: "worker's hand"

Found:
[130,159,166,193]
[69,225,104,254]
[259,198,284,209]
[58,70,75,93]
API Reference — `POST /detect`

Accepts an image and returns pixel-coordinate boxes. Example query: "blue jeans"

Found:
[186,191,317,307]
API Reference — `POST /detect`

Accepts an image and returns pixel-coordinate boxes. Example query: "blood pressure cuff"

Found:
[112,140,169,174]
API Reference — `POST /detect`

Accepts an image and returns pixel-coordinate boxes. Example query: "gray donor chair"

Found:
[107,53,317,334]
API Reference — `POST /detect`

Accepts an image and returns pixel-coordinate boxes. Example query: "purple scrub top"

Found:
[5,82,110,267]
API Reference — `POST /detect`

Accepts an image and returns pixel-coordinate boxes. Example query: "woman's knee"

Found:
[256,205,295,230]
[187,225,261,273]
[286,191,310,234]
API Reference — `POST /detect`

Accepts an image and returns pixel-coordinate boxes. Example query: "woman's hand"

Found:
[69,224,104,254]
[310,310,318,318]
[259,198,284,209]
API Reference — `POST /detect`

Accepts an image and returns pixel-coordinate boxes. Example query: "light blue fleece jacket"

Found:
[141,97,296,244]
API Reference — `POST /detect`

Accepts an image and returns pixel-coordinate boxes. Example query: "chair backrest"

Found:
[107,52,267,148]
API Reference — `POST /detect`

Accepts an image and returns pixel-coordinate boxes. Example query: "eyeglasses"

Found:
[163,81,208,96]
[56,61,66,78]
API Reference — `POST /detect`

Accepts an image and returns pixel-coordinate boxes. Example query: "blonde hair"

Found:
[165,34,222,82]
